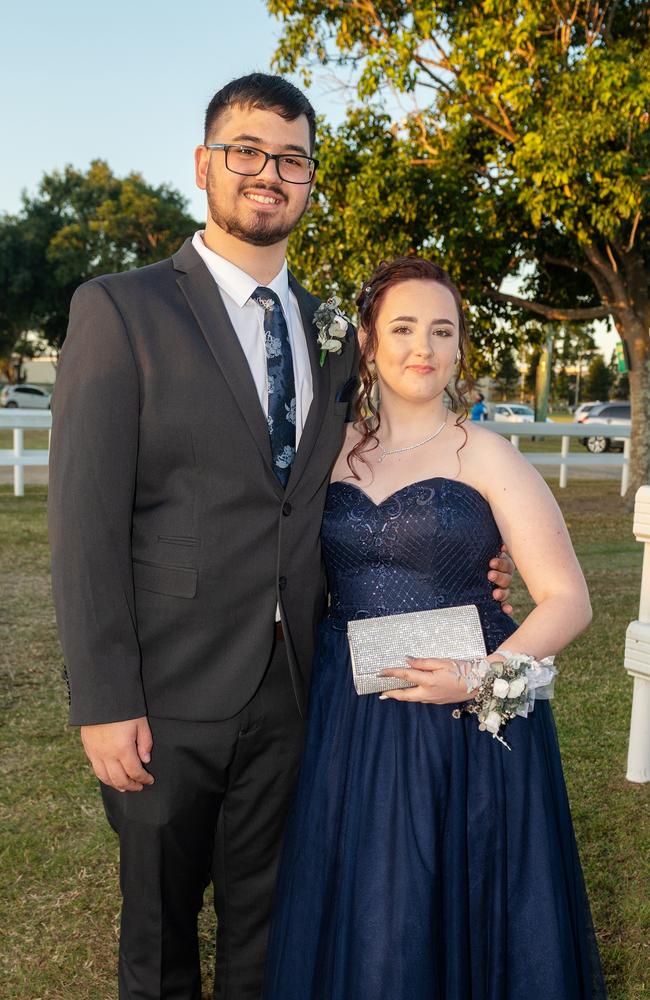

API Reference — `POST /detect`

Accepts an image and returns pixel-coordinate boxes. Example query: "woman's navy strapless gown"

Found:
[263,478,607,999]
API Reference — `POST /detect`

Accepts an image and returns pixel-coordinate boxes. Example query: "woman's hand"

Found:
[379,657,476,705]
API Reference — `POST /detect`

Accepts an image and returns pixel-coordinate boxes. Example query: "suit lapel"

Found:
[286,274,331,493]
[172,240,335,497]
[172,239,281,494]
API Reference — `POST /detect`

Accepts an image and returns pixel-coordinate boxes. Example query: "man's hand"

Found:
[489,544,515,615]
[80,716,154,792]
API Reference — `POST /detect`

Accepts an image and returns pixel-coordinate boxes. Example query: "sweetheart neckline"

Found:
[327,476,487,509]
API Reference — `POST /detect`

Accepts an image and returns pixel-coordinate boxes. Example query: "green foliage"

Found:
[612,371,630,400]
[492,348,520,400]
[272,0,650,490]
[272,3,648,328]
[0,161,199,354]
[290,108,527,353]
[585,354,614,400]
[553,367,573,408]
[524,347,540,396]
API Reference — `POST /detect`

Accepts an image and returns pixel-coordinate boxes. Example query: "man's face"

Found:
[196,105,313,247]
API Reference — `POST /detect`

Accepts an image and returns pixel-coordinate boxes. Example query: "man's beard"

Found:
[207,177,309,247]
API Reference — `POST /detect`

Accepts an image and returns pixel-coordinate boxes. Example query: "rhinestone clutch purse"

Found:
[347,604,487,695]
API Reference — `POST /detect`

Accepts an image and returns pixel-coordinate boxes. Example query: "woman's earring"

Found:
[455,350,461,363]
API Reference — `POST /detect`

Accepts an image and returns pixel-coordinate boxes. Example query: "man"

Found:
[49,74,514,999]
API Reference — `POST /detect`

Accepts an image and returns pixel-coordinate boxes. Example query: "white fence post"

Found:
[624,485,650,782]
[621,437,630,497]
[559,435,569,489]
[13,428,25,497]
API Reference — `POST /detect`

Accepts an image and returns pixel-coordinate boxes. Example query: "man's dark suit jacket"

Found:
[48,238,357,726]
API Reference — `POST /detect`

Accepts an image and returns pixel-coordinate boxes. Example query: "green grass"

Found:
[0,429,50,450]
[1,482,648,999]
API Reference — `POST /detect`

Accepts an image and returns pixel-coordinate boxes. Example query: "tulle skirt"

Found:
[263,620,607,1000]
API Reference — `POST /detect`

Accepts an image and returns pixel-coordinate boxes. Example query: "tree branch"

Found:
[413,58,456,94]
[583,242,630,307]
[542,254,586,272]
[626,211,641,251]
[603,0,621,42]
[541,253,614,312]
[487,288,611,321]
[419,37,519,143]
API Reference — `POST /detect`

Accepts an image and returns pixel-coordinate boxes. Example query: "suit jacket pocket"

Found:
[332,398,355,422]
[335,374,358,403]
[157,534,201,547]
[133,559,198,599]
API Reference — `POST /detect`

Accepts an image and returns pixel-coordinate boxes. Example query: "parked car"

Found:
[492,403,554,423]
[0,384,52,409]
[579,401,630,453]
[573,401,603,422]
[492,403,535,423]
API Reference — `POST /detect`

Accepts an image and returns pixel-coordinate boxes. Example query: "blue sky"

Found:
[2,0,348,220]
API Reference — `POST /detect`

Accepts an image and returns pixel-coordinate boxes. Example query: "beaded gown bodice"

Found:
[322,476,516,653]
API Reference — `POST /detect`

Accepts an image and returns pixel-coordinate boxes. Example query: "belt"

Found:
[275,621,285,641]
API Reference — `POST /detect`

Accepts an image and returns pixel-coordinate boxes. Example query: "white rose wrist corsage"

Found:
[449,651,556,749]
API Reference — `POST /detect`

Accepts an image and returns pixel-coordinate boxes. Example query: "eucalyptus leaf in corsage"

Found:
[314,295,350,366]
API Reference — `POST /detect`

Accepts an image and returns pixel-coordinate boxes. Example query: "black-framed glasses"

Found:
[205,143,318,184]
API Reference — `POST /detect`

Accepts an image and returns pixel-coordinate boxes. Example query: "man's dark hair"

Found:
[204,73,316,151]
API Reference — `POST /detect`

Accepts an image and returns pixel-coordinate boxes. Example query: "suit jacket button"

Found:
[278,576,287,591]
[282,502,292,516]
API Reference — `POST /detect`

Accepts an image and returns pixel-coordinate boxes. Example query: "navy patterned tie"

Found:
[252,286,296,487]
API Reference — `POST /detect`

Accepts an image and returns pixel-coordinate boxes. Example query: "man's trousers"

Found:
[101,638,305,1000]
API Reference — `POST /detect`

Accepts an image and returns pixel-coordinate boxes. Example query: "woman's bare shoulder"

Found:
[462,419,528,461]
[454,420,540,494]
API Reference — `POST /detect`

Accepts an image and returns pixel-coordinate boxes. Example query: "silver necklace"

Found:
[377,413,448,463]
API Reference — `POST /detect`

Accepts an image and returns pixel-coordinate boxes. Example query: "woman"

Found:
[263,257,607,999]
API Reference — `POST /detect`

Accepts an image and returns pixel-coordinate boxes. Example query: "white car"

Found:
[492,403,535,423]
[579,401,630,453]
[0,384,52,409]
[573,401,603,423]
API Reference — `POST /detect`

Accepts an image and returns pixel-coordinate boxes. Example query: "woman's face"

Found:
[370,279,460,407]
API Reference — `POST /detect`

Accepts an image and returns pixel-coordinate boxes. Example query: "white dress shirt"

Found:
[191,231,313,447]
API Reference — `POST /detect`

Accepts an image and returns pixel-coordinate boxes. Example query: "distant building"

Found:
[21,354,57,386]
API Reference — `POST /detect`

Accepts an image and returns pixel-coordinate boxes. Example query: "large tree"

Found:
[271,0,649,495]
[0,160,198,365]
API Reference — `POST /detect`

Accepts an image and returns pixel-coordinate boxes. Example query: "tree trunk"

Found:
[621,319,650,508]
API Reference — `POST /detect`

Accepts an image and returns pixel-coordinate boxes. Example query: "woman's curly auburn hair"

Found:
[347,256,475,480]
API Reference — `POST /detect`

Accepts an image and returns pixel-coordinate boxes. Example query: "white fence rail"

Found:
[0,410,51,496]
[482,420,630,496]
[0,412,631,497]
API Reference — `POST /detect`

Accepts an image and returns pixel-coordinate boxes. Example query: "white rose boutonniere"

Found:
[313,295,350,367]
